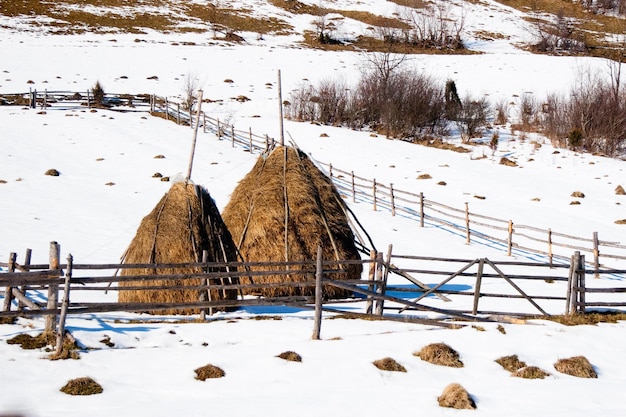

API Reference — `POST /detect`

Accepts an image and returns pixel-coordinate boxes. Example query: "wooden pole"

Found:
[465,202,470,244]
[548,228,553,268]
[45,241,60,334]
[366,249,376,314]
[565,252,575,314]
[372,179,377,211]
[312,245,323,340]
[165,98,169,120]
[55,254,73,355]
[185,90,204,183]
[329,164,333,179]
[177,103,181,125]
[199,250,209,320]
[472,258,485,315]
[420,192,424,227]
[578,254,586,313]
[249,127,253,153]
[217,118,221,140]
[375,245,392,316]
[18,248,32,310]
[593,231,599,278]
[507,220,513,256]
[231,126,235,147]
[3,252,16,312]
[390,183,396,216]
[278,69,285,147]
[351,171,355,203]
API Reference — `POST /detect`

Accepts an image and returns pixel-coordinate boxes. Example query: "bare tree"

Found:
[181,72,201,111]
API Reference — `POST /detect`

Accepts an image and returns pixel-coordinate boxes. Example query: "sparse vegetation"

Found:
[414,343,464,367]
[194,364,226,380]
[512,366,551,379]
[554,356,597,378]
[496,354,527,372]
[60,377,103,395]
[372,357,407,372]
[277,351,302,362]
[437,383,476,409]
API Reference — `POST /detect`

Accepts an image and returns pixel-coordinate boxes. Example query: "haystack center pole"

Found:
[278,69,285,147]
[185,89,204,183]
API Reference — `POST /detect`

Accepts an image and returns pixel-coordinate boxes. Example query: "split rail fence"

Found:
[2,242,626,354]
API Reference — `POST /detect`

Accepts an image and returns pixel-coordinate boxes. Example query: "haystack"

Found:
[222,145,363,298]
[118,182,239,315]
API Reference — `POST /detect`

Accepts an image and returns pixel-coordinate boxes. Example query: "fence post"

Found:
[55,254,73,355]
[203,113,207,133]
[566,252,576,314]
[507,220,513,256]
[372,179,377,211]
[472,258,485,315]
[420,192,424,227]
[365,249,376,314]
[593,232,599,278]
[177,103,181,125]
[351,171,355,203]
[231,126,235,147]
[548,228,553,268]
[329,164,333,179]
[249,127,253,154]
[45,241,61,334]
[199,250,210,320]
[374,245,392,316]
[2,252,17,312]
[165,98,169,120]
[578,254,586,313]
[312,245,323,340]
[217,119,221,140]
[465,202,470,244]
[18,248,32,310]
[390,183,395,217]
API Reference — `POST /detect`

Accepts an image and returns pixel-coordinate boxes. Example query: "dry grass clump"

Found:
[554,356,597,378]
[499,157,518,167]
[437,383,476,410]
[277,351,302,362]
[616,219,626,225]
[7,332,55,350]
[60,377,103,395]
[548,311,626,325]
[372,357,407,372]
[615,185,625,195]
[512,366,550,379]
[495,354,527,372]
[194,364,226,380]
[44,168,60,176]
[571,191,585,198]
[414,343,464,367]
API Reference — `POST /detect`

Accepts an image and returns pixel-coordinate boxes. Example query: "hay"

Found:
[372,357,407,372]
[495,354,526,372]
[554,356,597,378]
[222,146,363,298]
[512,366,550,379]
[414,342,464,367]
[437,383,476,410]
[277,350,302,362]
[118,182,239,315]
[194,364,226,380]
[60,377,103,395]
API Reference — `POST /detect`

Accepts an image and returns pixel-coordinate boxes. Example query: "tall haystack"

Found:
[118,182,239,315]
[222,145,363,298]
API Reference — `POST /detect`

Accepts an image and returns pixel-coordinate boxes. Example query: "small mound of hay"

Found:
[7,332,55,350]
[194,364,225,380]
[372,357,407,372]
[499,157,518,167]
[571,191,585,198]
[554,356,597,378]
[118,182,239,315]
[44,168,60,176]
[222,146,363,298]
[414,343,463,367]
[60,377,103,395]
[495,354,526,372]
[437,383,476,410]
[615,185,625,195]
[277,351,302,362]
[512,366,550,379]
[616,219,626,225]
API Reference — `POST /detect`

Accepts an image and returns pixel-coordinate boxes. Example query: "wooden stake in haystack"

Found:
[221,145,363,298]
[118,182,239,315]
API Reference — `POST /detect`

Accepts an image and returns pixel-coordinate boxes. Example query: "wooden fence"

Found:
[2,242,626,354]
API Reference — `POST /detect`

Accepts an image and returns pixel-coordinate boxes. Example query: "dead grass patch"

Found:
[7,332,55,350]
[495,354,527,372]
[373,357,407,372]
[512,366,550,379]
[60,377,103,395]
[546,312,626,325]
[500,157,518,167]
[414,343,464,367]
[277,351,302,362]
[554,356,597,378]
[615,185,625,195]
[194,364,226,380]
[616,219,626,225]
[437,383,476,410]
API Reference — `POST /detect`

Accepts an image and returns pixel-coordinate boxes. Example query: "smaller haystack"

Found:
[118,182,239,315]
[222,146,363,298]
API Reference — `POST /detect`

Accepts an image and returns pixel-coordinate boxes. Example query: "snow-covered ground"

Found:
[1,1,626,416]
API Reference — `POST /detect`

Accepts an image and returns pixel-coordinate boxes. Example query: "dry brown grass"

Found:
[222,146,362,299]
[194,364,226,380]
[512,366,550,379]
[437,383,476,410]
[554,356,597,378]
[495,354,527,372]
[277,351,302,362]
[372,357,407,372]
[615,185,625,195]
[60,377,103,395]
[414,342,464,367]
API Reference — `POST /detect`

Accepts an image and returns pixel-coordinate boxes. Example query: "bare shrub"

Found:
[372,357,407,372]
[437,383,476,409]
[456,95,490,143]
[495,354,527,372]
[91,80,105,107]
[414,342,463,367]
[554,356,597,378]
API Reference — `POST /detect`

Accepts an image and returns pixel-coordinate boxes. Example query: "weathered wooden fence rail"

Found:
[0,89,151,110]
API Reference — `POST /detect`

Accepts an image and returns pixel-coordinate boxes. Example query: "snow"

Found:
[1,1,626,416]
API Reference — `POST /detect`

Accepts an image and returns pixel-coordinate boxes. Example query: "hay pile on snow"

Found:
[222,146,362,298]
[118,182,239,315]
